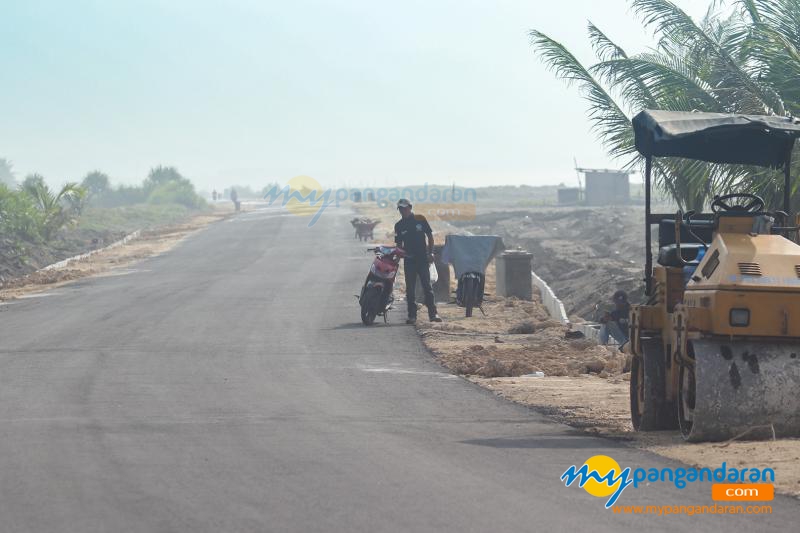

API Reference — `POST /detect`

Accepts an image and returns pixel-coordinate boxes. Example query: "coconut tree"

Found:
[21,178,86,241]
[531,0,800,211]
[0,158,15,187]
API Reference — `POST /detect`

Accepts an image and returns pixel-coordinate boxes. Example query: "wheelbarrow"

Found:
[350,218,380,241]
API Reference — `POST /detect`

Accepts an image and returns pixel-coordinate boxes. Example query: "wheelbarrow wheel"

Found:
[463,276,475,317]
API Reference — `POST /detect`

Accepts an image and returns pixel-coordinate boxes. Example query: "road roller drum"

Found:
[679,340,800,441]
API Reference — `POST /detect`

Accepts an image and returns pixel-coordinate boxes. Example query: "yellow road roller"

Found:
[630,109,800,441]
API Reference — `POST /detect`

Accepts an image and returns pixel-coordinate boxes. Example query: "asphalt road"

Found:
[0,206,797,532]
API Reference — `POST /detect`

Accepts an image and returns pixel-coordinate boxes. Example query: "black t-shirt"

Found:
[395,214,432,260]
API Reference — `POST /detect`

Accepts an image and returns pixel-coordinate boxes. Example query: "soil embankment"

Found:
[0,207,232,301]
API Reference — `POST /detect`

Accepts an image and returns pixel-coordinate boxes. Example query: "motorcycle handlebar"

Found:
[366,246,407,254]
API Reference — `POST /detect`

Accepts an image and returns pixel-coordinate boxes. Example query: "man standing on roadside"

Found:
[394,199,442,324]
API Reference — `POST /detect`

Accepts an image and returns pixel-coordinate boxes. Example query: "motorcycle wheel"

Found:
[361,286,381,325]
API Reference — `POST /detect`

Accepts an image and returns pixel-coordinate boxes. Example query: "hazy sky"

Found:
[0,0,712,191]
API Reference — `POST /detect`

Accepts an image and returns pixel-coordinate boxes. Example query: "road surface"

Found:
[0,206,796,532]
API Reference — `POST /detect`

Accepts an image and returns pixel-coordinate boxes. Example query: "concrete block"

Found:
[496,250,533,300]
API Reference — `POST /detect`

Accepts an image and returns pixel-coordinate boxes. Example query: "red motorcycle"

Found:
[358,245,406,325]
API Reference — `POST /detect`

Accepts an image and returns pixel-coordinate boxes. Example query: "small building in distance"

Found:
[579,169,632,206]
[557,187,580,205]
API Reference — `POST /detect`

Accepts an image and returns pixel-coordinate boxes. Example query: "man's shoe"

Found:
[406,318,416,324]
[430,315,443,322]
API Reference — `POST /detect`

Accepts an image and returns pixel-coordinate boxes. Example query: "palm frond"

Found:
[586,24,659,113]
[632,0,785,114]
[742,3,800,113]
[594,54,722,111]
[529,30,635,158]
[532,1,800,210]
[587,22,628,61]
[738,0,763,24]
[653,158,714,211]
[749,0,800,48]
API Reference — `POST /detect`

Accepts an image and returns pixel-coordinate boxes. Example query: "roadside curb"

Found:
[530,269,569,324]
[40,230,142,271]
[530,268,604,343]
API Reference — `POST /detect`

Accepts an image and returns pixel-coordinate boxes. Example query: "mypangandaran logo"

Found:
[283,176,326,217]
[263,176,334,227]
[561,455,775,509]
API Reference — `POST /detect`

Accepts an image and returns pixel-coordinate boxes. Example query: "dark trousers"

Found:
[404,259,437,319]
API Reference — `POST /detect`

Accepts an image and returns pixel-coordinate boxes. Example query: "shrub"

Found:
[81,171,111,202]
[95,185,148,208]
[147,179,206,209]
[0,183,42,243]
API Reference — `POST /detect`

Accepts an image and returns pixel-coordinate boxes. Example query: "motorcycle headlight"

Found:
[730,308,750,327]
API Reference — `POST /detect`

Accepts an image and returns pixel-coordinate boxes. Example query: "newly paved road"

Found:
[0,206,796,532]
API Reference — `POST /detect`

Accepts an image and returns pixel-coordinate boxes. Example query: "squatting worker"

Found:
[394,199,442,324]
[599,289,630,347]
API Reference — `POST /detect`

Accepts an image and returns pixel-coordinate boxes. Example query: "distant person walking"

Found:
[394,199,442,324]
[230,188,240,212]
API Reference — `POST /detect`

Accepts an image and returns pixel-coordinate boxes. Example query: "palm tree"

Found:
[21,179,86,241]
[531,0,800,211]
[0,158,15,187]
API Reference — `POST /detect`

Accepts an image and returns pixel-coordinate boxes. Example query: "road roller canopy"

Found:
[633,110,800,168]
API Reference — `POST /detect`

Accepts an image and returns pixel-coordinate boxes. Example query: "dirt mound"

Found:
[507,320,536,334]
[453,206,647,318]
[419,296,628,379]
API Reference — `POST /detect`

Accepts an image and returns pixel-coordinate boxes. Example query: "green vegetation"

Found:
[531,0,800,211]
[0,178,86,245]
[0,159,15,187]
[0,183,40,245]
[147,180,204,208]
[20,179,86,241]
[75,204,191,233]
[81,171,111,201]
[82,166,206,209]
[1,164,207,264]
